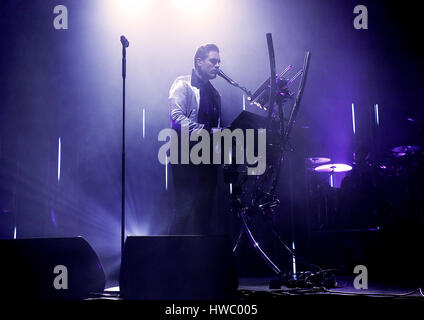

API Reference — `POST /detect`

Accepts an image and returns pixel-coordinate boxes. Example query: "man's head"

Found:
[194,44,221,81]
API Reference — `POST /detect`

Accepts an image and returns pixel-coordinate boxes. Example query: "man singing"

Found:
[168,44,222,235]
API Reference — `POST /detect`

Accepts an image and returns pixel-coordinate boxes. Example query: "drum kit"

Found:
[392,145,421,155]
[307,144,424,230]
[217,31,422,285]
[307,158,352,173]
[308,144,422,180]
[306,157,352,189]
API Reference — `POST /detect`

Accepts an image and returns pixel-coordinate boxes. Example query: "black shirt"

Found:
[191,69,220,131]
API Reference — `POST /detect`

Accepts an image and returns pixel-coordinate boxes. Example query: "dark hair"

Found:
[194,44,219,69]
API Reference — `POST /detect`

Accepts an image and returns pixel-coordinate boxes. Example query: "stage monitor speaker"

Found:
[119,235,238,300]
[0,237,106,299]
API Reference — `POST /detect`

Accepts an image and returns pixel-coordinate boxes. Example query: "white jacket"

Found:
[169,72,221,133]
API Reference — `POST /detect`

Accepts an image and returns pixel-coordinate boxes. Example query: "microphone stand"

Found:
[217,70,251,97]
[120,36,129,259]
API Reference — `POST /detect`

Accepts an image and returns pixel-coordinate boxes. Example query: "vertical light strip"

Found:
[57,137,61,182]
[242,94,246,111]
[142,108,146,138]
[374,104,380,126]
[165,155,168,191]
[330,174,334,188]
[13,226,17,239]
[50,209,57,227]
[292,240,296,279]
[351,103,356,135]
[229,150,232,194]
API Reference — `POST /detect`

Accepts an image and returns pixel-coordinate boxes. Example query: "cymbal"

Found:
[314,163,353,173]
[392,145,421,154]
[307,157,331,165]
[393,152,407,158]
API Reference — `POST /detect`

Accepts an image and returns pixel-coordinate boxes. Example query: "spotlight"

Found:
[171,0,211,14]
[112,0,153,19]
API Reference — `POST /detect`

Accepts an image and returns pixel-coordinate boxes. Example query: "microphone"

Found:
[216,69,236,85]
[121,36,129,78]
[217,69,251,97]
[120,35,129,48]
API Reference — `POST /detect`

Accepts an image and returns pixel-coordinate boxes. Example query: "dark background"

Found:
[1,0,423,282]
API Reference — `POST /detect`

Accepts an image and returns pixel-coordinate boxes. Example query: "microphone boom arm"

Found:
[217,70,252,97]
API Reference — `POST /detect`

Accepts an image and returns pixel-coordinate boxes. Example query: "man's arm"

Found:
[169,78,205,133]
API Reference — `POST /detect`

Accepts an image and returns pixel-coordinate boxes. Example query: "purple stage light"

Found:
[374,104,380,126]
[142,108,146,139]
[57,137,61,183]
[126,223,150,237]
[292,241,296,278]
[165,155,168,191]
[50,209,57,227]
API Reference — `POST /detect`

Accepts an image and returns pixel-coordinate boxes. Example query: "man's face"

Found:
[196,51,221,80]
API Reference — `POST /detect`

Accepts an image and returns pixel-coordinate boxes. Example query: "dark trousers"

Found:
[169,163,218,235]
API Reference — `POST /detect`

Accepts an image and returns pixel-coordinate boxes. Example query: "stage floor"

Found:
[100,276,424,300]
